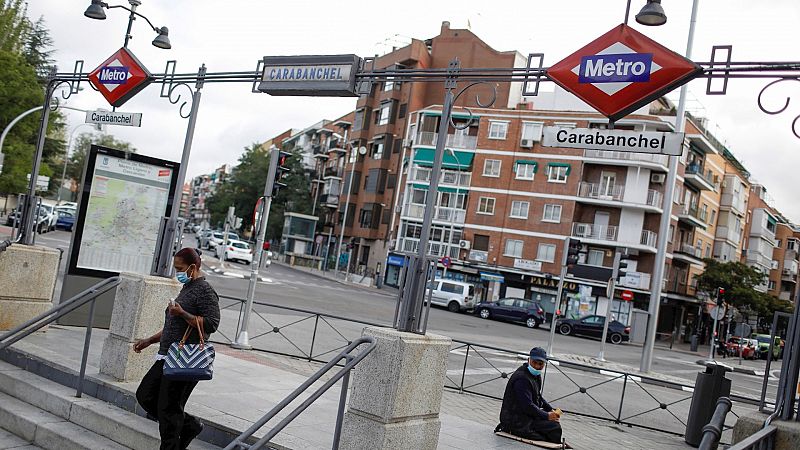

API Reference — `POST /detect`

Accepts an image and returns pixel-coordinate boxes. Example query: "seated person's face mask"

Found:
[527,360,545,376]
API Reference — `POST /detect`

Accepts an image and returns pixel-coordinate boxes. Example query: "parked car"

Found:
[725,336,756,359]
[751,333,782,360]
[197,230,214,249]
[38,204,58,232]
[6,207,51,233]
[55,210,76,231]
[217,240,253,264]
[474,298,546,328]
[556,315,630,344]
[425,279,475,313]
[208,232,239,251]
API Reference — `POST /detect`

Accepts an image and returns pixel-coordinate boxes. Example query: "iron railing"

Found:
[0,276,120,397]
[727,426,777,450]
[223,337,376,450]
[699,397,732,450]
[0,239,10,252]
[211,296,774,443]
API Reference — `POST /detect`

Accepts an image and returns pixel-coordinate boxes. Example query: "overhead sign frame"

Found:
[257,54,362,97]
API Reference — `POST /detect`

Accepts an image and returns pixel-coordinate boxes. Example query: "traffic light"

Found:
[716,287,725,306]
[566,238,581,266]
[617,259,630,280]
[266,148,292,197]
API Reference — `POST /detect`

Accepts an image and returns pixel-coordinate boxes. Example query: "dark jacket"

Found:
[158,277,221,355]
[499,363,553,431]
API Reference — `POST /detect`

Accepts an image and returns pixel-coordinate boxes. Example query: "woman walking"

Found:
[134,247,220,449]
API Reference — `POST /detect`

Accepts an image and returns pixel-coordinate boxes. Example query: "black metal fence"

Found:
[212,295,775,443]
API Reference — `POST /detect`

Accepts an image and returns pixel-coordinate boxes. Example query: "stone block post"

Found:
[0,245,59,330]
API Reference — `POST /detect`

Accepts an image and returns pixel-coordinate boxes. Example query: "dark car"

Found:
[4,207,50,233]
[55,210,76,231]
[557,315,630,344]
[474,298,546,328]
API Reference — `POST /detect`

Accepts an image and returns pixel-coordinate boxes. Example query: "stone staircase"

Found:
[0,359,219,449]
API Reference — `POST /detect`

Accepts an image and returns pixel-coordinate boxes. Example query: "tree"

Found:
[65,133,137,182]
[206,144,312,240]
[23,16,55,82]
[694,259,766,311]
[0,0,28,54]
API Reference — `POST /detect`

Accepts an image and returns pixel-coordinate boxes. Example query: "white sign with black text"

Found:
[85,110,142,127]
[542,126,683,155]
[514,258,542,272]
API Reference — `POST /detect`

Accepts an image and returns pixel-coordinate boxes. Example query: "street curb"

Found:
[273,261,398,298]
[203,261,271,282]
[694,359,765,377]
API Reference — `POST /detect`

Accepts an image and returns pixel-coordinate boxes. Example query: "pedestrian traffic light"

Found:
[566,238,581,266]
[266,148,292,197]
[618,259,630,280]
[716,287,725,306]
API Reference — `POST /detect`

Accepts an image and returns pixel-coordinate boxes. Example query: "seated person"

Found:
[497,347,562,443]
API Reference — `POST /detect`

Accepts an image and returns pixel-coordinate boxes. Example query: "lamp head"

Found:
[636,0,667,26]
[152,26,171,49]
[84,0,106,20]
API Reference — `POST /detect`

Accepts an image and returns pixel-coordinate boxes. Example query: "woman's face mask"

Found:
[175,264,194,284]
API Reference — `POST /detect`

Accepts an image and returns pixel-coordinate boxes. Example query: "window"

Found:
[477,197,496,215]
[587,249,605,266]
[411,188,426,204]
[537,243,556,263]
[370,140,385,160]
[510,201,529,219]
[515,163,536,180]
[521,122,543,142]
[710,210,716,225]
[353,108,370,132]
[383,78,394,91]
[488,121,508,140]
[705,244,711,258]
[505,239,524,258]
[440,282,464,294]
[364,169,387,193]
[768,280,777,290]
[376,103,391,126]
[547,165,569,183]
[398,103,407,119]
[669,225,674,243]
[542,204,562,223]
[473,234,490,251]
[789,240,797,251]
[483,159,501,177]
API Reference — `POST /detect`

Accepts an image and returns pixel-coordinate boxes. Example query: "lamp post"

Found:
[639,0,700,373]
[444,148,464,276]
[84,0,171,49]
[334,122,353,280]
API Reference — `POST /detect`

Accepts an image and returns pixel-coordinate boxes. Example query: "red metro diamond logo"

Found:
[88,47,152,108]
[547,24,702,121]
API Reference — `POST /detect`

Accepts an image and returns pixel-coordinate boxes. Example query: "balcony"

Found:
[322,194,339,208]
[715,225,741,245]
[416,131,477,150]
[324,167,343,178]
[677,205,707,229]
[583,149,669,169]
[779,291,792,301]
[664,276,690,296]
[401,238,460,259]
[572,223,617,242]
[673,243,704,265]
[640,230,658,248]
[410,167,471,188]
[576,182,664,211]
[684,164,716,191]
[403,204,466,224]
[746,251,773,270]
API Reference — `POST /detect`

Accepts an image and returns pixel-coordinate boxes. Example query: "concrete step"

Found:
[0,426,43,449]
[0,360,218,449]
[0,391,129,450]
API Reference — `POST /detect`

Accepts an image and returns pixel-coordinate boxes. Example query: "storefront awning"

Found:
[480,272,505,283]
[413,148,474,170]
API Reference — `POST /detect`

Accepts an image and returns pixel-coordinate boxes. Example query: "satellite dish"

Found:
[358,146,368,155]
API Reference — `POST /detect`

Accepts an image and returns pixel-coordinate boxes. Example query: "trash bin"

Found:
[690,334,698,352]
[685,362,732,446]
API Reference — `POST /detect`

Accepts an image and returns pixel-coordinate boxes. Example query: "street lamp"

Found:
[636,0,668,26]
[83,0,171,49]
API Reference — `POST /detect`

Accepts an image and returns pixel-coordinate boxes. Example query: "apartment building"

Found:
[743,184,779,293]
[773,222,800,302]
[188,164,231,228]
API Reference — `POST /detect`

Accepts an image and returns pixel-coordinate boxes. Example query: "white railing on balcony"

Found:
[402,204,466,224]
[640,230,658,248]
[572,223,618,241]
[678,243,702,258]
[401,238,460,259]
[410,167,471,188]
[577,182,624,201]
[679,204,707,223]
[584,149,669,166]
[416,131,478,150]
[646,190,663,207]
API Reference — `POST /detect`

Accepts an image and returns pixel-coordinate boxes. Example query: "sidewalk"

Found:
[2,326,694,450]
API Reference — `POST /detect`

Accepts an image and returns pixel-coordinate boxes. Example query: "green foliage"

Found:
[206,144,311,240]
[23,16,55,82]
[66,133,137,182]
[0,0,28,54]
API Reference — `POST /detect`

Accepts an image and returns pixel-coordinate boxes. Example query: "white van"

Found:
[427,279,475,313]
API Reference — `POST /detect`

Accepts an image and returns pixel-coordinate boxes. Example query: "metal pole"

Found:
[624,0,632,24]
[153,65,205,277]
[20,81,55,245]
[233,147,279,349]
[709,308,720,360]
[76,298,96,398]
[397,76,455,332]
[0,106,43,159]
[640,0,700,373]
[123,0,139,48]
[599,250,622,361]
[335,127,351,279]
[547,237,570,355]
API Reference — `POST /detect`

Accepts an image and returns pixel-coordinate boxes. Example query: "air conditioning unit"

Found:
[651,173,666,184]
[459,240,471,250]
[402,138,413,148]
[520,139,533,148]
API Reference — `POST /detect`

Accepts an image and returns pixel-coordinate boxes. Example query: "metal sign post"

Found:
[547,237,571,355]
[598,250,622,361]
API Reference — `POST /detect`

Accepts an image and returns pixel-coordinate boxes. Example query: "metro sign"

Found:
[548,24,702,121]
[88,47,152,107]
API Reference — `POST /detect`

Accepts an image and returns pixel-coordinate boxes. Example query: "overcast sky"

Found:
[27,0,800,220]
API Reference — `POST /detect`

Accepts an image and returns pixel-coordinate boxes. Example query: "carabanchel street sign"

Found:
[542,126,683,155]
[258,54,361,97]
[85,110,142,127]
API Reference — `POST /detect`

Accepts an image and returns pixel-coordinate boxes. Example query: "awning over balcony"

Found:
[547,162,572,175]
[413,148,474,170]
[421,110,478,120]
[514,160,538,172]
[411,183,466,193]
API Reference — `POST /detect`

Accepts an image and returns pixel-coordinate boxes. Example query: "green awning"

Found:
[413,148,474,170]
[767,215,777,226]
[411,183,467,194]
[547,162,572,175]
[421,110,478,120]
[514,160,538,173]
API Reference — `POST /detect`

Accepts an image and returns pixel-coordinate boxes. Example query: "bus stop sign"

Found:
[547,24,702,121]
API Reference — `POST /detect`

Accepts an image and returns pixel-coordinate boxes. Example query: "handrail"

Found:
[698,397,732,450]
[224,336,377,450]
[0,276,120,397]
[726,425,777,450]
[0,239,10,252]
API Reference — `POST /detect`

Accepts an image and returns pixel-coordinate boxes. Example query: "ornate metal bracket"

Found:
[447,58,498,130]
[758,78,800,139]
[251,58,265,93]
[356,57,376,95]
[160,60,202,119]
[522,53,545,97]
[706,45,732,95]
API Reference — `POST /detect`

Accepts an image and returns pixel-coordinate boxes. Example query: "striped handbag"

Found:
[163,317,215,381]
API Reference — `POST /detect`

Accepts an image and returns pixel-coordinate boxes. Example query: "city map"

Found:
[76,153,172,274]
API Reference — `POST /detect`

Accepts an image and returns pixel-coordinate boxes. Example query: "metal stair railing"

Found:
[0,276,120,397]
[224,336,377,450]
